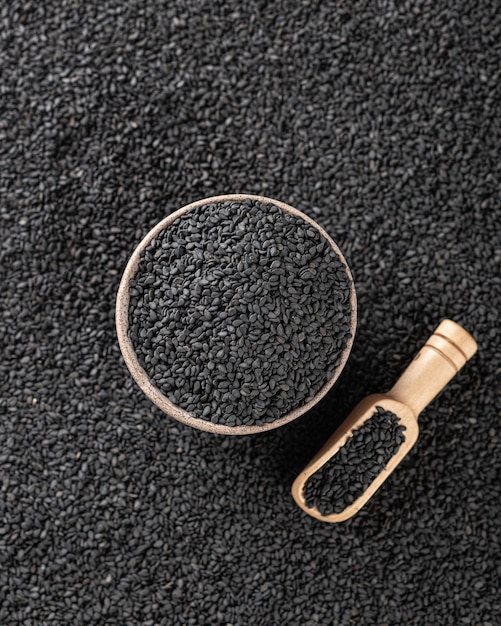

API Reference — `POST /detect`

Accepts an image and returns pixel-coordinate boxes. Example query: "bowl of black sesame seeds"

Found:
[116,194,357,435]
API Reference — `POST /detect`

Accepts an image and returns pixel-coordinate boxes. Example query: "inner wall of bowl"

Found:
[116,194,357,435]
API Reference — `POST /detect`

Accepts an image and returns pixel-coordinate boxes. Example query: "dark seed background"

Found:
[0,0,500,624]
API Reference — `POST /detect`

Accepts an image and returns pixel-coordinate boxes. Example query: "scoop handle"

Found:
[387,319,477,418]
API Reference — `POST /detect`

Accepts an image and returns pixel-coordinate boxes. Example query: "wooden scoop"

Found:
[291,319,477,522]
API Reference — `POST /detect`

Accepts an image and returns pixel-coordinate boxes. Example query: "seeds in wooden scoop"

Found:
[127,199,352,427]
[304,407,406,516]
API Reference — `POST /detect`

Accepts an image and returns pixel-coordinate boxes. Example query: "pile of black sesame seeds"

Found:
[304,407,407,516]
[127,199,353,427]
[1,0,499,624]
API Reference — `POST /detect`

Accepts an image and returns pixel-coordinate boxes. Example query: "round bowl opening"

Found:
[116,194,357,435]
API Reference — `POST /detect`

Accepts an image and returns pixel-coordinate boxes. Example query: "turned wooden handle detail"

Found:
[387,319,477,418]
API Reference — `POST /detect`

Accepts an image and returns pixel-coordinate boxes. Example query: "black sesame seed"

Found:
[128,200,352,427]
[303,408,407,516]
[2,1,497,622]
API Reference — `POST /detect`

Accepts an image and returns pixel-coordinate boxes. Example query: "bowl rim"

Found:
[116,193,357,435]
